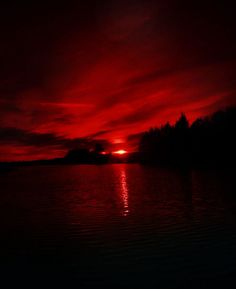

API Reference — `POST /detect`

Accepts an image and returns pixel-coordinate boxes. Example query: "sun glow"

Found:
[113,149,128,155]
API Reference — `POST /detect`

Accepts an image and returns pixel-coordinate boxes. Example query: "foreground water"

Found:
[1,164,236,288]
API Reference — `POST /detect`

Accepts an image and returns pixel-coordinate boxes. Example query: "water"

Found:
[1,164,236,288]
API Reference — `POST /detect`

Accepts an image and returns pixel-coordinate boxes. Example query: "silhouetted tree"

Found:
[64,142,109,164]
[94,143,104,154]
[65,148,91,163]
[175,113,189,130]
[139,107,236,167]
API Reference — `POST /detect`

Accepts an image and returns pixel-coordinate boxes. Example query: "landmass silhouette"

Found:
[1,107,236,168]
[139,107,236,167]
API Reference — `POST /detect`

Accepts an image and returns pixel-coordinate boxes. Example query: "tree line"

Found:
[139,107,236,167]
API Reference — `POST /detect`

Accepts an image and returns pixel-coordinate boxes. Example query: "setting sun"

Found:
[113,149,128,155]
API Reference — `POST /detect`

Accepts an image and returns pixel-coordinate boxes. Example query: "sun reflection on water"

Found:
[120,167,129,216]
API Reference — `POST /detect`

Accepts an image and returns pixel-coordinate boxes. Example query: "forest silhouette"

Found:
[1,107,236,167]
[139,107,236,167]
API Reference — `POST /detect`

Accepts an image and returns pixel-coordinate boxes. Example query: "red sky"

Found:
[0,0,236,161]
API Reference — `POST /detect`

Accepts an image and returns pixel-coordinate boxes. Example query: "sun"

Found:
[113,149,128,155]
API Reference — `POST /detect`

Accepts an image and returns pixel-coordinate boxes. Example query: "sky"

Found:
[0,0,236,161]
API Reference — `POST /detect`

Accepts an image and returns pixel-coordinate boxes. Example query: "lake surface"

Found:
[1,164,236,288]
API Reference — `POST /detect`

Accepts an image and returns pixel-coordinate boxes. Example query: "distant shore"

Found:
[1,107,236,169]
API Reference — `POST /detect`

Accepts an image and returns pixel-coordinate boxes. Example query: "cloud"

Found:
[0,101,22,113]
[86,129,114,138]
[0,0,236,160]
[0,126,112,160]
[125,68,176,86]
[107,103,168,127]
[0,127,66,147]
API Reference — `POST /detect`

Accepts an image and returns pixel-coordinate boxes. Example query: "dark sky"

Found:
[0,0,236,160]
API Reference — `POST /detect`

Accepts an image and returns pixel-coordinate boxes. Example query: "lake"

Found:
[1,164,236,288]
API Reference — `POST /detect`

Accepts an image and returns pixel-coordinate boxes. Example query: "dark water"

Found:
[1,164,236,288]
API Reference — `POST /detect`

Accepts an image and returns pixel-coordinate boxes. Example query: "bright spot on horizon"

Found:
[113,149,128,155]
[112,138,125,144]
